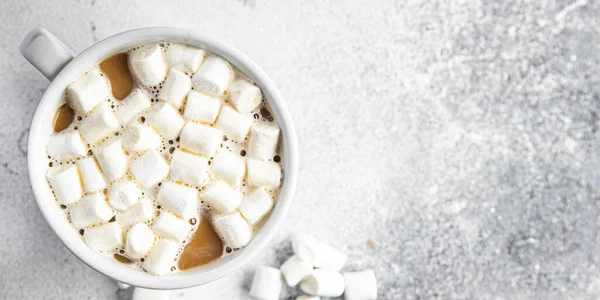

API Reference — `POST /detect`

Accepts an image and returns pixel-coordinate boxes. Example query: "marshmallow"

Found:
[125,223,155,259]
[300,270,345,297]
[291,234,347,271]
[146,102,185,139]
[210,150,245,187]
[116,89,151,125]
[129,44,167,87]
[200,180,242,214]
[297,296,320,300]
[130,149,170,188]
[165,44,206,73]
[143,239,179,276]
[248,123,280,160]
[47,132,86,159]
[79,102,120,144]
[109,180,142,211]
[291,234,319,263]
[83,222,123,252]
[239,188,273,225]
[280,255,313,287]
[122,123,161,152]
[152,211,190,243]
[215,105,253,141]
[343,270,377,300]
[47,165,82,205]
[66,70,109,113]
[247,159,281,190]
[228,79,262,113]
[169,150,209,186]
[119,197,154,226]
[158,69,192,109]
[183,90,222,124]
[76,157,106,193]
[96,140,127,182]
[157,182,198,220]
[249,266,283,300]
[70,193,113,228]
[179,122,223,157]
[192,56,233,96]
[212,212,252,248]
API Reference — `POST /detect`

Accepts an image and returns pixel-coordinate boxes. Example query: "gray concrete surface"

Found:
[1,0,600,299]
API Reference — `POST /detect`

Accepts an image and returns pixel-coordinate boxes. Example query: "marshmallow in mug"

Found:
[66,70,109,114]
[47,132,86,159]
[125,223,155,259]
[128,44,167,87]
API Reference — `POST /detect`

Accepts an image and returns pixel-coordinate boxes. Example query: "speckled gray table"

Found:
[2,0,600,299]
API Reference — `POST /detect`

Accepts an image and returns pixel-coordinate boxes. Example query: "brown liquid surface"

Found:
[114,254,133,264]
[179,217,224,270]
[53,103,75,132]
[99,53,133,100]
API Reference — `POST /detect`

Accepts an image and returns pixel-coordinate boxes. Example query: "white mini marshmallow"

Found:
[76,157,106,193]
[130,149,170,188]
[291,234,347,271]
[165,44,206,73]
[300,270,345,297]
[210,150,245,187]
[119,197,153,226]
[247,159,281,190]
[212,212,252,248]
[249,266,283,300]
[179,122,223,157]
[157,182,198,220]
[152,211,190,243]
[169,150,209,186]
[215,105,253,141]
[47,132,86,159]
[183,90,222,124]
[116,89,151,125]
[239,188,273,225]
[70,193,113,228]
[159,69,192,109]
[146,102,185,139]
[125,223,155,259]
[228,79,262,113]
[192,56,233,96]
[280,255,313,287]
[129,44,167,87]
[83,222,123,252]
[67,70,109,113]
[96,140,127,182]
[79,102,120,144]
[143,239,179,276]
[109,180,142,211]
[200,180,242,214]
[291,234,319,263]
[343,270,377,300]
[122,123,161,152]
[248,122,280,160]
[297,296,320,300]
[47,165,82,205]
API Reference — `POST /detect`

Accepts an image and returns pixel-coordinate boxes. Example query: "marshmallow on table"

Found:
[343,270,377,300]
[130,149,170,188]
[248,122,280,160]
[212,212,252,248]
[183,90,222,124]
[300,269,345,297]
[192,56,233,96]
[70,192,113,228]
[83,222,123,252]
[76,157,106,193]
[280,255,313,287]
[47,132,86,159]
[210,150,245,187]
[239,188,273,225]
[129,44,167,87]
[116,89,151,125]
[122,123,161,152]
[297,296,320,300]
[157,182,198,220]
[47,165,82,205]
[165,44,206,73]
[227,79,262,113]
[215,105,253,141]
[146,102,185,139]
[247,159,281,190]
[143,239,179,276]
[152,211,190,243]
[125,223,155,259]
[67,70,109,114]
[109,180,142,211]
[96,140,127,182]
[119,197,154,226]
[179,122,223,157]
[159,69,192,109]
[169,150,209,186]
[291,234,347,271]
[249,266,283,300]
[80,102,120,144]
[200,180,242,214]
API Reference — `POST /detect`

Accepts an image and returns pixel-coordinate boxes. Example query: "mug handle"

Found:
[20,27,74,80]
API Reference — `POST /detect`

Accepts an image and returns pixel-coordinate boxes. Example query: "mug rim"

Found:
[27,27,299,289]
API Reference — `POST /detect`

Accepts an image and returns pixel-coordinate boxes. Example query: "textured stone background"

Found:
[1,0,600,299]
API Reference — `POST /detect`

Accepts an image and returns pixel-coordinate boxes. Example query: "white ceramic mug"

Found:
[20,27,298,290]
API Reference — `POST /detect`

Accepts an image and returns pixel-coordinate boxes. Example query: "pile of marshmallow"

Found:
[45,43,283,275]
[249,234,377,300]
